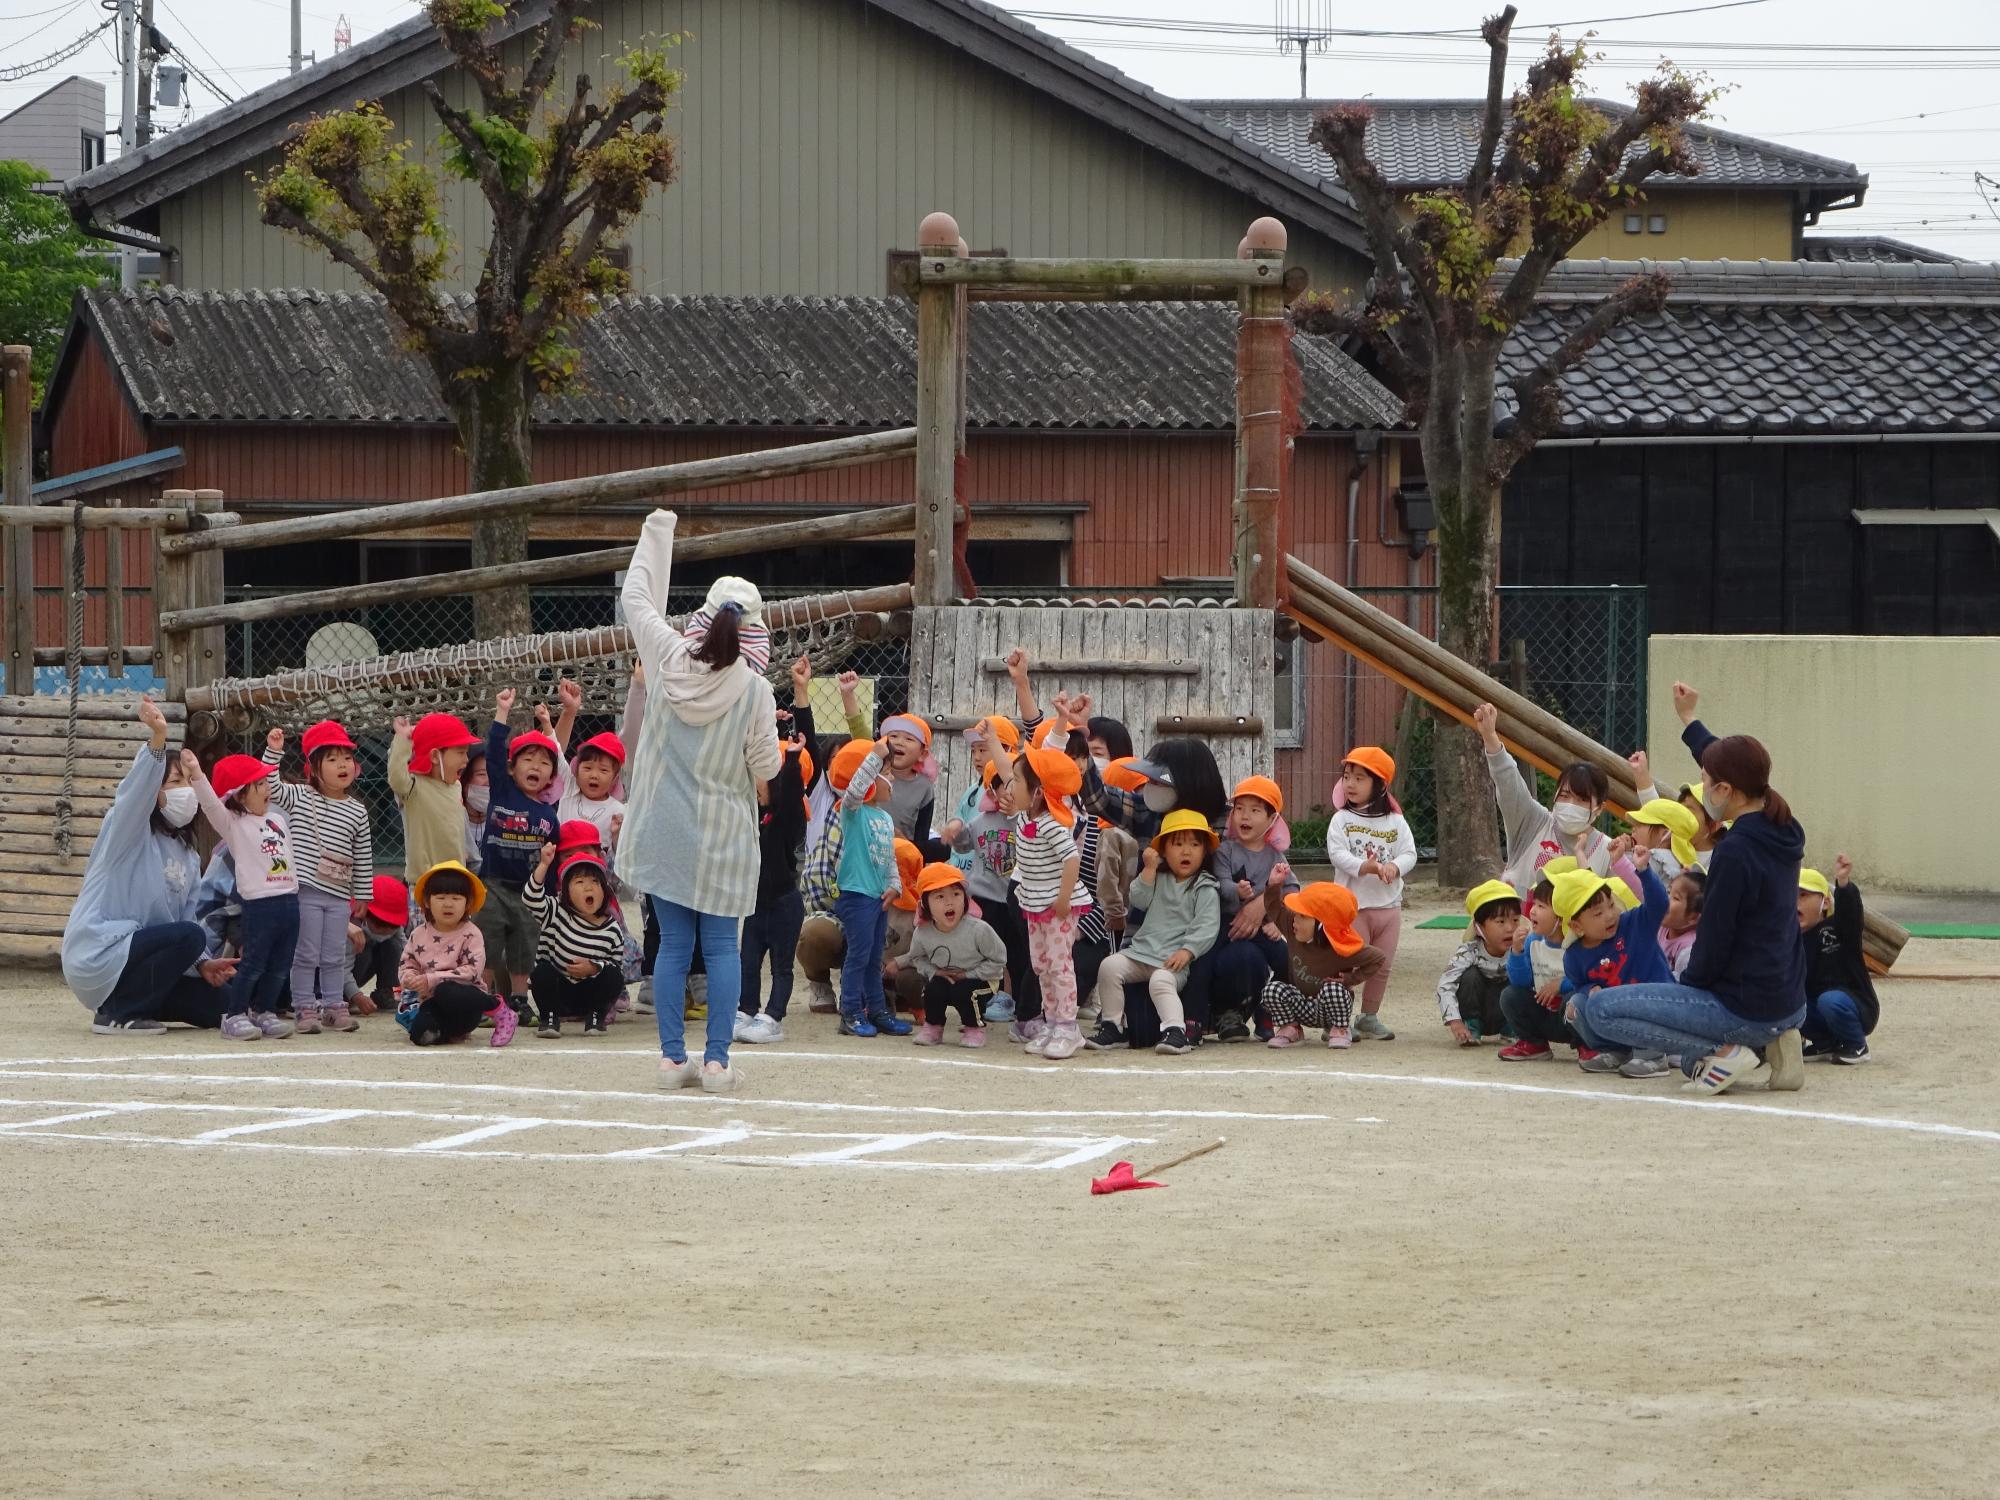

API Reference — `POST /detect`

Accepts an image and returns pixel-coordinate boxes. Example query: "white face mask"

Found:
[465,787,490,815]
[1091,755,1110,773]
[1551,800,1593,836]
[1140,784,1177,814]
[1701,785,1729,821]
[159,785,199,828]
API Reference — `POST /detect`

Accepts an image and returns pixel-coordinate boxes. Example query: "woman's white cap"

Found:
[703,576,764,624]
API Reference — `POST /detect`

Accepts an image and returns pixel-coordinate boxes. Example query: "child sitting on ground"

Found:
[477,687,563,1021]
[1436,880,1522,1046]
[1203,776,1298,1043]
[525,842,628,1038]
[389,712,481,884]
[1553,845,1672,1073]
[1498,874,1578,1061]
[880,837,929,1017]
[345,875,408,1016]
[1659,867,1705,980]
[906,864,1007,1048]
[1799,856,1877,1065]
[185,749,300,1042]
[397,861,511,1047]
[1258,866,1387,1049]
[261,721,373,1035]
[1084,809,1221,1057]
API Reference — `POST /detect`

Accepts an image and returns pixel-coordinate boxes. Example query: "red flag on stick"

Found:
[1089,1137,1226,1196]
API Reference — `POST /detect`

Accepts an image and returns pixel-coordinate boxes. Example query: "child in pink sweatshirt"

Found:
[184,750,298,1041]
[397,861,512,1047]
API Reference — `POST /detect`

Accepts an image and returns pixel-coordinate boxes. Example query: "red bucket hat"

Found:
[557,819,604,853]
[301,720,357,758]
[208,753,272,802]
[556,851,608,888]
[364,875,409,928]
[408,713,479,776]
[575,731,626,766]
[508,731,561,765]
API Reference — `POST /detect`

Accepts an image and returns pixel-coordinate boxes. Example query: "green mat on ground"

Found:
[1416,914,1997,937]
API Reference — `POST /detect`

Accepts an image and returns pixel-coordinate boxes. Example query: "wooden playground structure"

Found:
[0,219,1910,968]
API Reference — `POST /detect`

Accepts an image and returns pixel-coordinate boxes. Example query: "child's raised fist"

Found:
[1004,647,1028,679]
[1067,692,1092,725]
[557,678,583,710]
[1627,748,1649,781]
[392,715,412,736]
[790,654,811,690]
[1672,681,1699,724]
[837,670,859,694]
[536,842,557,871]
[533,702,553,731]
[266,727,284,752]
[1141,847,1161,874]
[178,748,201,779]
[1834,853,1853,886]
[137,695,167,734]
[495,687,517,717]
[610,812,624,839]
[1268,861,1292,887]
[1607,832,1635,864]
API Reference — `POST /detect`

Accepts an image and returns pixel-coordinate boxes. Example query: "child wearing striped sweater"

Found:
[1009,747,1093,1060]
[262,721,373,1034]
[524,842,628,1038]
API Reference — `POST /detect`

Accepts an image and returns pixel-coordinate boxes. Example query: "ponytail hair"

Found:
[1700,734,1793,827]
[690,602,743,670]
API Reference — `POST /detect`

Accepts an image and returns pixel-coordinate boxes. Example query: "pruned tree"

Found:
[1295,6,1714,885]
[258,0,680,638]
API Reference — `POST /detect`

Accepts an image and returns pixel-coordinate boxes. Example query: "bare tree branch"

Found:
[1466,5,1517,211]
[517,0,590,118]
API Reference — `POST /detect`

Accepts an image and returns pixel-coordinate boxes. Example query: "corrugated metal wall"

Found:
[160,0,1363,299]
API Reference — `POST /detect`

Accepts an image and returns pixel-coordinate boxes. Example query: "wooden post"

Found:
[154,488,195,700]
[188,490,226,696]
[104,496,124,679]
[952,234,974,600]
[2,346,34,695]
[913,211,963,607]
[1234,219,1287,611]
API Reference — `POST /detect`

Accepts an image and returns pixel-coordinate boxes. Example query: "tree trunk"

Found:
[452,364,537,641]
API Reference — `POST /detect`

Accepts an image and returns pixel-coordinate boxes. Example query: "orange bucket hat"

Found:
[1283,882,1364,956]
[968,715,1021,752]
[1232,775,1284,816]
[1342,746,1396,788]
[890,838,924,910]
[828,739,883,802]
[880,714,933,749]
[1021,746,1082,826]
[1102,756,1149,793]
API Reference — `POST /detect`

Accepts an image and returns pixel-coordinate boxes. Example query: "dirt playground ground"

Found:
[4,915,1999,1499]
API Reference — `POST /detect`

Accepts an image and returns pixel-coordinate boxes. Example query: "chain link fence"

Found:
[220,584,913,869]
[1290,585,1648,856]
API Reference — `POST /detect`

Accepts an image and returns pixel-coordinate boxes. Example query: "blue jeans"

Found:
[649,896,741,1067]
[1803,990,1867,1050]
[236,893,301,1018]
[99,921,226,1028]
[835,890,889,1018]
[740,888,805,1021]
[1572,982,1806,1065]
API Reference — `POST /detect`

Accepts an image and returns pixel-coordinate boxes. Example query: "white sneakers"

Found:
[1682,1045,1770,1096]
[701,1063,741,1094]
[656,1057,702,1090]
[738,1014,784,1045]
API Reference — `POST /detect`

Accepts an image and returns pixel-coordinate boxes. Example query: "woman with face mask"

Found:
[61,696,242,1034]
[1473,702,1637,898]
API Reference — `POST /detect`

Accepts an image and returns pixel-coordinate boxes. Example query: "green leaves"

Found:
[0,159,105,395]
[442,112,542,191]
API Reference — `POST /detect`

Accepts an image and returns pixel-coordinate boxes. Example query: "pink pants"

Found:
[1025,909,1081,1025]
[1351,906,1402,1014]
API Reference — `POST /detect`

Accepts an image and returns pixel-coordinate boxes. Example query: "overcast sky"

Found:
[5,0,1997,257]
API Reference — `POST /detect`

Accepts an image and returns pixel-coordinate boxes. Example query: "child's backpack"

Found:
[799,814,847,916]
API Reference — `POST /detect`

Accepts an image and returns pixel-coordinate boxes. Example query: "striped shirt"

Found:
[523,869,627,974]
[1073,814,1109,945]
[262,746,373,900]
[1011,812,1093,916]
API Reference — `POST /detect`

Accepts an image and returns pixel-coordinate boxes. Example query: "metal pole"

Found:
[291,0,304,74]
[134,0,156,147]
[1299,39,1307,100]
[117,0,139,290]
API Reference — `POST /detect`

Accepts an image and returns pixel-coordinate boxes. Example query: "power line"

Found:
[0,15,109,85]
[0,0,86,49]
[155,0,245,98]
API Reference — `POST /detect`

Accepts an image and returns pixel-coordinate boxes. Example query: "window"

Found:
[1622,213,1643,234]
[81,133,104,172]
[1647,213,1668,234]
[1273,632,1305,750]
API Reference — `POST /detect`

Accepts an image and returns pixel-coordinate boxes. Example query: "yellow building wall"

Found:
[1573,189,1798,262]
[1647,635,2000,893]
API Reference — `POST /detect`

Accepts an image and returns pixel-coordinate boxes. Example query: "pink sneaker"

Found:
[1267,1023,1305,1049]
[959,1026,986,1049]
[219,1014,262,1041]
[1324,1027,1353,1049]
[488,1005,517,1048]
[1041,1022,1082,1060]
[912,1023,944,1046]
[322,1002,359,1033]
[293,1007,322,1035]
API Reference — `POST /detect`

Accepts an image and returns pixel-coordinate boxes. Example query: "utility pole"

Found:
[117,0,139,289]
[134,0,157,148]
[291,0,304,74]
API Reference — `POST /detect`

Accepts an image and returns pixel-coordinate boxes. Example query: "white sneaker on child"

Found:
[740,1014,785,1044]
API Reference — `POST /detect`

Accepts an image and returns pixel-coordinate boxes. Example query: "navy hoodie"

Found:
[1677,720,1807,1022]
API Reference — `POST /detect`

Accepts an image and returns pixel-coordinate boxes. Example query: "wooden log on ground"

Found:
[160,428,920,557]
[156,505,919,632]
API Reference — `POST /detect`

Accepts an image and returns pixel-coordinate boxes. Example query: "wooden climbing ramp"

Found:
[0,694,184,963]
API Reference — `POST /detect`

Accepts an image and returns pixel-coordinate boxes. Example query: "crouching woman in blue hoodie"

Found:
[1570,697,1807,1098]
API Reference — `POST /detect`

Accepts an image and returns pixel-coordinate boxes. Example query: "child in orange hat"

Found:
[1009,747,1094,1059]
[1198,774,1299,1043]
[878,712,940,845]
[879,837,929,1018]
[182,748,300,1041]
[906,864,1007,1046]
[800,737,912,1037]
[1326,746,1417,1041]
[1259,866,1388,1049]
[261,720,374,1035]
[942,757,1031,1027]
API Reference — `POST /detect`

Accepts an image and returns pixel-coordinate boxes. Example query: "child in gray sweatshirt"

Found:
[906,864,1008,1047]
[1083,810,1221,1055]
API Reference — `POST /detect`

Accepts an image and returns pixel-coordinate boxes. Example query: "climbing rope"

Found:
[54,503,84,856]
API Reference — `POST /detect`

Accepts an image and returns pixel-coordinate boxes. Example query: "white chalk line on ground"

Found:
[5,1046,1996,1148]
[0,1094,1148,1171]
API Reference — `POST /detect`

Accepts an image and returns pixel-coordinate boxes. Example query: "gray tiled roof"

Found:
[1800,235,1967,266]
[1500,258,2000,437]
[71,287,1403,432]
[1194,98,1867,200]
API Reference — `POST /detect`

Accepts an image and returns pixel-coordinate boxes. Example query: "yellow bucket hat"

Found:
[413,859,486,918]
[1151,807,1219,853]
[1799,867,1831,900]
[1629,797,1698,871]
[1550,868,1640,927]
[1464,878,1520,920]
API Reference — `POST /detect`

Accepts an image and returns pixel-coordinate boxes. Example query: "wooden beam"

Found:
[103,496,124,677]
[2,347,33,696]
[159,428,920,557]
[0,505,190,528]
[980,657,1199,676]
[1154,713,1264,736]
[1234,224,1287,611]
[0,692,184,722]
[156,504,920,633]
[32,645,156,666]
[916,255,1285,289]
[913,214,961,607]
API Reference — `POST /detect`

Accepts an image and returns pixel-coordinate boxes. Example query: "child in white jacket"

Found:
[1325,747,1417,1041]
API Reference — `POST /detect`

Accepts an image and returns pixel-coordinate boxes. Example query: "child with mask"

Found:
[1473,703,1638,897]
[346,875,408,1016]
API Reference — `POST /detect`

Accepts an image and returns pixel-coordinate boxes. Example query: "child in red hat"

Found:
[346,875,407,1016]
[523,841,628,1037]
[389,710,480,883]
[182,748,299,1041]
[466,688,564,1022]
[261,720,373,1034]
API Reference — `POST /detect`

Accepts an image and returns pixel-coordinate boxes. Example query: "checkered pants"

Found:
[1260,976,1355,1030]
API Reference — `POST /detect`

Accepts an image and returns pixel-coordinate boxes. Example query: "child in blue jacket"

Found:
[1552,846,1672,1073]
[1498,869,1577,1062]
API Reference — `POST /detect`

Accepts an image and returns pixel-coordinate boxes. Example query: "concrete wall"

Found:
[1573,188,1798,261]
[1648,634,2000,893]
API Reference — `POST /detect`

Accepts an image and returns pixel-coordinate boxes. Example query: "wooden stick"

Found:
[981,657,1199,676]
[1138,1137,1227,1178]
[160,427,920,557]
[916,256,1283,289]
[156,504,919,632]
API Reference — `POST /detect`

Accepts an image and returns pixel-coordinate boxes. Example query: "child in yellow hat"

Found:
[1436,880,1522,1045]
[1627,797,1699,883]
[1084,809,1221,1056]
[397,861,510,1047]
[1553,842,1675,1072]
[1799,855,1876,1064]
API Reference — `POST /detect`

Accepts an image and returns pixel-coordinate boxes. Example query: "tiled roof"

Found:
[1800,235,1968,266]
[1499,258,2000,437]
[72,287,1403,432]
[1194,98,1867,201]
